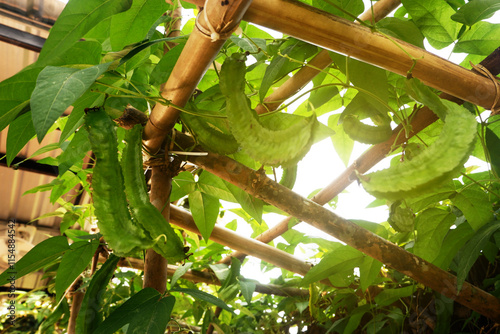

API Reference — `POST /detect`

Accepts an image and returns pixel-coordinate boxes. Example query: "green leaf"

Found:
[0,67,42,133]
[328,113,354,167]
[485,127,500,177]
[451,186,494,230]
[433,222,475,269]
[457,220,500,291]
[76,254,120,334]
[348,58,388,108]
[405,77,448,119]
[55,239,99,302]
[110,0,168,51]
[37,0,133,65]
[359,256,383,291]
[127,295,175,334]
[0,236,69,286]
[402,0,461,49]
[224,180,264,224]
[6,112,35,166]
[451,0,500,26]
[454,22,500,55]
[230,36,267,54]
[302,245,364,286]
[239,279,257,304]
[413,208,455,262]
[170,171,196,202]
[198,171,237,202]
[150,43,185,86]
[188,190,220,241]
[170,262,193,287]
[374,286,415,306]
[38,298,70,334]
[376,17,425,49]
[93,288,175,334]
[311,0,364,21]
[49,40,103,67]
[31,63,111,141]
[170,287,234,313]
[57,127,91,175]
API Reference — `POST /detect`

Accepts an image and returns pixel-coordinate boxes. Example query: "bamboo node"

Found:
[196,7,235,42]
[470,62,500,115]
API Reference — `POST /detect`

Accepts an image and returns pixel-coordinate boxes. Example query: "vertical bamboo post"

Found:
[143,0,252,154]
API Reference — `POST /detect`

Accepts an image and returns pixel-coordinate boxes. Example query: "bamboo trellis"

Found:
[140,0,500,321]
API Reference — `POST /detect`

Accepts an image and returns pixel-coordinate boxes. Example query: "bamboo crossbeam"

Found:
[115,258,308,297]
[185,0,500,112]
[168,204,313,277]
[143,0,252,154]
[171,133,500,321]
[254,0,401,114]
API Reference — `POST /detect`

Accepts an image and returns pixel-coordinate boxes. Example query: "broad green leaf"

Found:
[405,78,448,119]
[344,305,371,334]
[170,262,193,287]
[37,0,133,65]
[50,171,81,204]
[38,298,69,334]
[485,127,500,177]
[258,40,315,101]
[230,36,267,54]
[170,287,234,313]
[402,0,461,49]
[376,17,425,49]
[457,220,500,291]
[224,180,264,224]
[198,171,237,202]
[312,0,364,21]
[359,256,383,291]
[31,63,111,141]
[6,112,35,166]
[302,246,364,286]
[150,43,185,86]
[76,254,120,334]
[454,22,500,55]
[451,186,494,230]
[414,208,455,262]
[451,0,500,26]
[93,288,174,334]
[348,58,389,107]
[0,236,69,286]
[0,67,42,132]
[433,222,475,269]
[59,90,104,144]
[328,113,354,167]
[57,127,91,175]
[49,40,103,66]
[307,72,340,111]
[188,190,220,241]
[55,239,99,302]
[239,279,257,304]
[110,0,168,51]
[374,286,415,306]
[127,295,175,334]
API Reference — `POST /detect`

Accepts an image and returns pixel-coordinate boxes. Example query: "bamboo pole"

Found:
[184,0,500,112]
[143,0,252,154]
[169,204,313,276]
[254,0,401,114]
[143,166,172,293]
[115,258,308,297]
[171,133,500,321]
